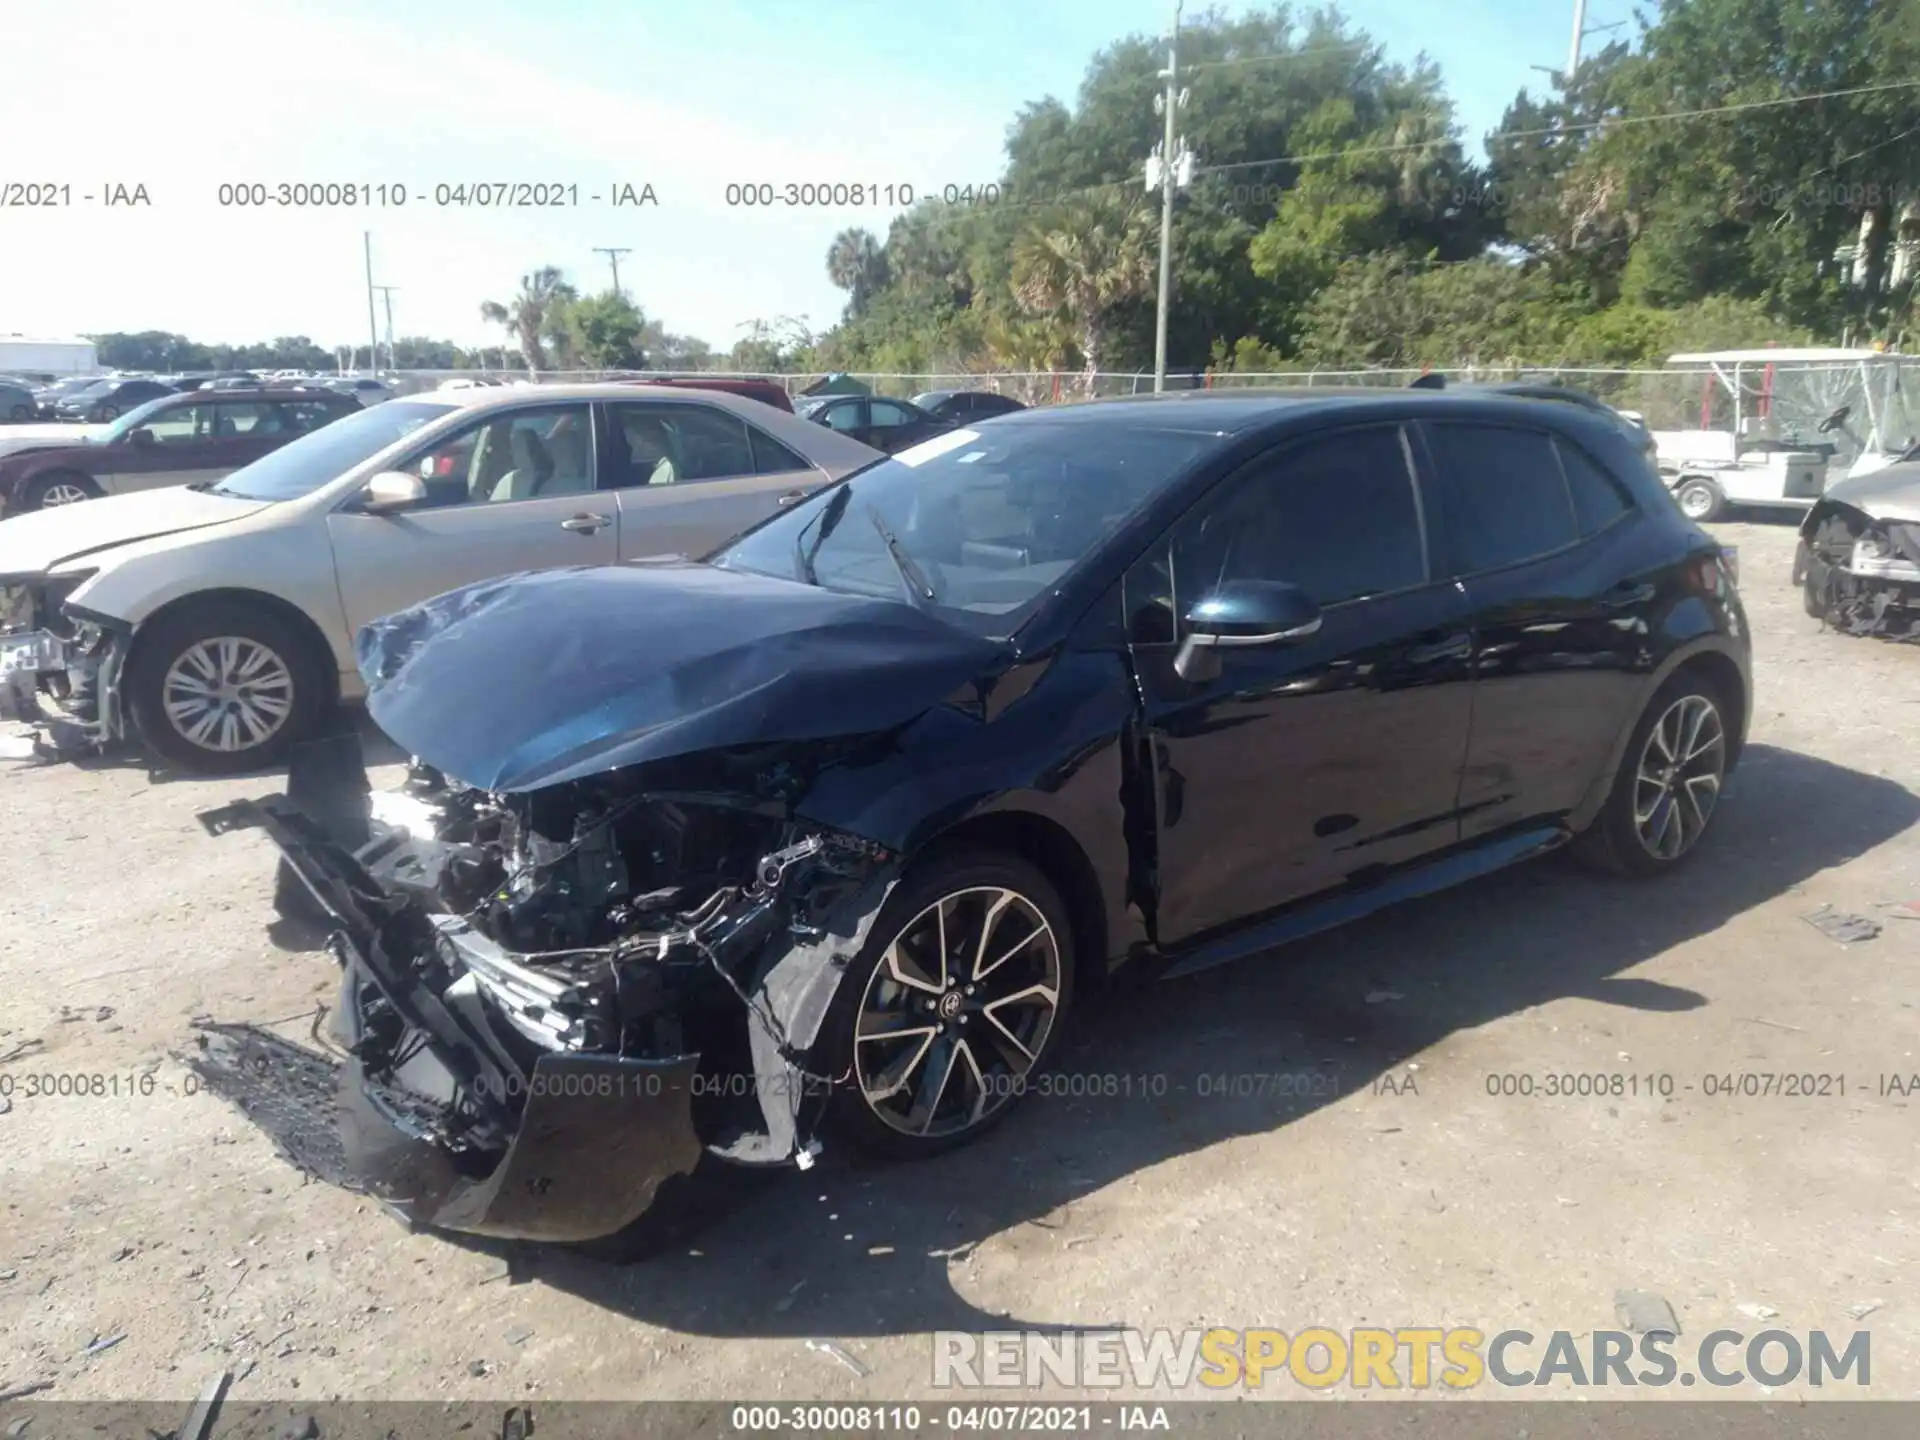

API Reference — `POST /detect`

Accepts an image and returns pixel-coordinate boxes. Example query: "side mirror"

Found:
[1174,580,1322,682]
[358,470,428,515]
[127,428,155,448]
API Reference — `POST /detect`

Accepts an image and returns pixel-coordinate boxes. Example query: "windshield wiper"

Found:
[866,504,938,606]
[793,484,852,585]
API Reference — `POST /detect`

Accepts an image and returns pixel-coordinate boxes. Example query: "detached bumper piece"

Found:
[0,620,126,755]
[195,734,895,1245]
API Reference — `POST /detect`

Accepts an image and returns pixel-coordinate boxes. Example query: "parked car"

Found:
[616,376,795,413]
[32,377,105,417]
[187,388,1749,1250]
[318,376,395,407]
[0,388,361,513]
[0,384,881,772]
[52,378,178,422]
[795,393,954,452]
[911,389,1028,423]
[0,382,37,423]
[1791,459,1920,628]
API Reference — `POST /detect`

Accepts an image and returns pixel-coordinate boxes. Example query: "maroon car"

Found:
[0,386,359,512]
[613,375,795,412]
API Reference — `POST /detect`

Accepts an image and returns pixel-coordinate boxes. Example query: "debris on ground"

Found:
[466,1360,490,1378]
[1874,901,1920,922]
[180,1024,357,1190]
[1736,1302,1780,1320]
[1614,1290,1680,1338]
[505,1326,535,1347]
[80,1334,126,1357]
[0,1039,44,1066]
[0,1382,53,1404]
[6,1416,31,1438]
[1803,905,1882,944]
[1847,1300,1884,1321]
[805,1339,872,1378]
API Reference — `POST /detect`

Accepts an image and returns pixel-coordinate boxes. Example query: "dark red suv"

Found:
[0,386,360,512]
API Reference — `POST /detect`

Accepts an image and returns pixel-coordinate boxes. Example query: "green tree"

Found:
[564,291,649,369]
[1011,197,1158,386]
[826,228,891,317]
[479,266,578,374]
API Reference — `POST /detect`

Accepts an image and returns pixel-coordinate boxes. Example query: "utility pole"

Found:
[1148,1,1192,393]
[372,285,398,373]
[1567,0,1588,79]
[593,246,632,297]
[363,232,379,377]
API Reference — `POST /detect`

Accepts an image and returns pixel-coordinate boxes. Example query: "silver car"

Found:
[0,384,880,773]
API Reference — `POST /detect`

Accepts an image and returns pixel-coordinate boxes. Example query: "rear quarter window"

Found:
[1426,422,1580,573]
[1554,436,1636,535]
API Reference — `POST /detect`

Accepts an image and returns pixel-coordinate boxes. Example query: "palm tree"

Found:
[479,266,578,375]
[1011,200,1157,393]
[825,229,890,314]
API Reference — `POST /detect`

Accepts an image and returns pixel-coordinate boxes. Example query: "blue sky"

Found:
[0,0,1635,356]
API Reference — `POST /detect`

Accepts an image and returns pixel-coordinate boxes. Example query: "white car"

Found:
[0,384,880,773]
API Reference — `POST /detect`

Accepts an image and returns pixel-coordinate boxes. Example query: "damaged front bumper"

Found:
[195,738,896,1245]
[0,603,129,753]
[1803,513,1920,639]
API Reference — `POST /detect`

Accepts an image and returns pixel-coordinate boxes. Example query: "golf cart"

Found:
[1651,349,1920,522]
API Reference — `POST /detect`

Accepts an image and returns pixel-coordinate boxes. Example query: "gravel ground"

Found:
[1,517,1917,1405]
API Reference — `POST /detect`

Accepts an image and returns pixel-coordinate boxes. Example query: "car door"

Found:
[810,397,870,446]
[204,399,292,476]
[605,399,827,559]
[325,401,617,637]
[95,401,229,494]
[866,398,945,453]
[1419,420,1655,839]
[1127,422,1477,946]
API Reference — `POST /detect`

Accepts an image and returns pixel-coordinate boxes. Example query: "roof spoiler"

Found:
[1408,373,1446,390]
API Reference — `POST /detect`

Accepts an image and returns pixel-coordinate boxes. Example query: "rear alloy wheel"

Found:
[21,472,103,509]
[820,851,1073,1158]
[1573,674,1729,876]
[95,404,119,421]
[1674,477,1726,522]
[126,602,327,774]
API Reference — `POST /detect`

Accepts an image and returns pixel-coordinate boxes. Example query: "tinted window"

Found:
[818,401,864,433]
[1555,436,1634,535]
[275,398,350,431]
[869,399,917,427]
[135,403,212,443]
[1171,425,1426,611]
[748,426,811,474]
[210,401,285,436]
[609,401,759,485]
[1427,423,1579,573]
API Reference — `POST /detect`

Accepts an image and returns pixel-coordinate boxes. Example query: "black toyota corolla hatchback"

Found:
[202,389,1749,1248]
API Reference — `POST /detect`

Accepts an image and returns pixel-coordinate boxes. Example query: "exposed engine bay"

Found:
[1799,505,1920,640]
[198,733,901,1244]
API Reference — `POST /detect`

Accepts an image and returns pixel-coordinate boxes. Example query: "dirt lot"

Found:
[2,517,1918,1405]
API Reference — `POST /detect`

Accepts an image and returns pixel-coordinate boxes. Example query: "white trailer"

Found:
[0,337,98,376]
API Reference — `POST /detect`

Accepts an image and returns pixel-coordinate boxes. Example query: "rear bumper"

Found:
[198,792,705,1244]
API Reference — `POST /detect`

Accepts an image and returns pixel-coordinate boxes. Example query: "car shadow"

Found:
[483,743,1917,1338]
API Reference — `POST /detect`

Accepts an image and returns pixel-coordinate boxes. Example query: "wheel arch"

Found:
[126,587,342,710]
[914,808,1111,989]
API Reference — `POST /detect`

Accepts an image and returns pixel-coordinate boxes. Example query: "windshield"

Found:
[712,420,1220,635]
[209,399,456,502]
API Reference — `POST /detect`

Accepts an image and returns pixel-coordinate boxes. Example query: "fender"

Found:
[1565,633,1750,834]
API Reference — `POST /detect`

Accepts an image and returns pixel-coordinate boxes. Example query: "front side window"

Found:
[210,401,284,436]
[1166,425,1428,621]
[134,402,212,444]
[869,399,917,428]
[608,401,760,486]
[403,404,595,507]
[1426,423,1579,573]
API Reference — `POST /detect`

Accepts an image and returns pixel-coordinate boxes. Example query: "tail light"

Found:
[1691,548,1737,595]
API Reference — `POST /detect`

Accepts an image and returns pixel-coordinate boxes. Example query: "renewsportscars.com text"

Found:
[932,1327,1870,1390]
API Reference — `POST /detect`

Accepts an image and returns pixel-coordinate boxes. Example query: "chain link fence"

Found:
[378,365,1734,430]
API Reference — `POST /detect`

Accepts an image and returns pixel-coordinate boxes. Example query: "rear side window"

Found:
[749,427,810,474]
[1554,436,1634,535]
[1426,423,1578,573]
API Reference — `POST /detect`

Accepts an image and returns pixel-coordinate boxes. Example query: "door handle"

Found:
[776,488,812,506]
[560,512,611,533]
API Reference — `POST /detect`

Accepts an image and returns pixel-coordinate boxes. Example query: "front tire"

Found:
[1572,673,1730,877]
[94,404,119,421]
[125,601,328,774]
[815,848,1075,1160]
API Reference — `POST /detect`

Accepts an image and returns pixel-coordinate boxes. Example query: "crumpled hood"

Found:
[1823,462,1920,524]
[0,486,272,579]
[357,561,1011,792]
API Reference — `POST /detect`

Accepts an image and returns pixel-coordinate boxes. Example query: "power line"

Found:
[1195,77,1920,179]
[1180,42,1371,76]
